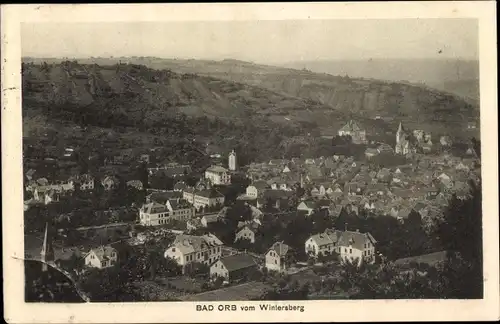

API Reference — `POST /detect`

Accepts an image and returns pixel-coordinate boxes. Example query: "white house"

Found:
[265,241,291,273]
[84,246,118,269]
[164,234,224,270]
[246,181,269,198]
[139,202,170,226]
[234,224,257,244]
[205,166,231,185]
[297,200,316,216]
[305,229,377,265]
[183,189,225,209]
[139,199,195,226]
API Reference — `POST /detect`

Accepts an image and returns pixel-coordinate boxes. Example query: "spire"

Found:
[397,122,404,134]
[41,222,54,272]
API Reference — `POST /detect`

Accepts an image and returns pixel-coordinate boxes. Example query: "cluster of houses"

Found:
[241,152,479,224]
[30,119,481,290]
[23,172,147,210]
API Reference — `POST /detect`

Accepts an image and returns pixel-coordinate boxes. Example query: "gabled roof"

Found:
[339,120,363,133]
[217,253,257,272]
[172,233,223,254]
[268,241,290,257]
[206,165,228,173]
[149,191,182,204]
[141,202,168,214]
[87,245,117,261]
[248,180,269,190]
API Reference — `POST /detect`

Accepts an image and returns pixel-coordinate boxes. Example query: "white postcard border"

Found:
[2,2,498,323]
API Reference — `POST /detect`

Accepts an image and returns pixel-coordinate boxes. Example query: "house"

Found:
[183,188,225,209]
[210,253,258,283]
[365,148,380,159]
[344,182,364,195]
[201,214,219,227]
[365,183,387,197]
[102,176,118,190]
[246,181,270,198]
[440,136,452,147]
[84,245,118,269]
[126,180,143,190]
[205,166,231,185]
[166,199,196,222]
[265,241,291,273]
[234,222,259,243]
[282,165,291,173]
[139,202,170,226]
[77,174,95,191]
[147,191,183,204]
[297,200,316,216]
[173,181,187,192]
[262,190,294,210]
[455,162,470,172]
[269,159,287,166]
[25,169,36,181]
[306,229,377,265]
[338,120,367,144]
[377,143,394,154]
[164,234,224,270]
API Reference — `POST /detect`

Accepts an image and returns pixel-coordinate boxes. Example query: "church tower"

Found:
[395,122,409,155]
[40,222,55,272]
[228,149,237,171]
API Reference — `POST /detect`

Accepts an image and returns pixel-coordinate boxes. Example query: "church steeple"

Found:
[397,122,404,134]
[41,222,54,272]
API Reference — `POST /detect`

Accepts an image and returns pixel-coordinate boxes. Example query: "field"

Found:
[178,281,272,301]
[394,251,448,267]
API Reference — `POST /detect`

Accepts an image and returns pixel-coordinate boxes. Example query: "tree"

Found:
[434,181,483,298]
[184,262,210,279]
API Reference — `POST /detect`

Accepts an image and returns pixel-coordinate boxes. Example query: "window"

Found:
[350,249,352,254]
[344,248,347,253]
[172,248,176,252]
[275,260,277,264]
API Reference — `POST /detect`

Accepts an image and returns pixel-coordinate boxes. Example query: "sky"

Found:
[21,19,479,63]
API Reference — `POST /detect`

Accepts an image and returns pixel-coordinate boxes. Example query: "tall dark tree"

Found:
[434,180,483,298]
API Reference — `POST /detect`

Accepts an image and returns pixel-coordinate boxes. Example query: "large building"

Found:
[305,228,377,265]
[164,234,224,271]
[228,149,237,171]
[205,165,231,185]
[182,188,225,209]
[338,120,367,144]
[139,199,195,226]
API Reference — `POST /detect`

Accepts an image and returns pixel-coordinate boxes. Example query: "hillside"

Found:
[281,58,480,102]
[23,61,380,165]
[23,57,479,139]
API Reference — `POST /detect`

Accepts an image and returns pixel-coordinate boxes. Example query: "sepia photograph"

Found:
[2,2,498,323]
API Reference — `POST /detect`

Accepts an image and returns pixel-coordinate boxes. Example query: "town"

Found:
[24,119,481,301]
